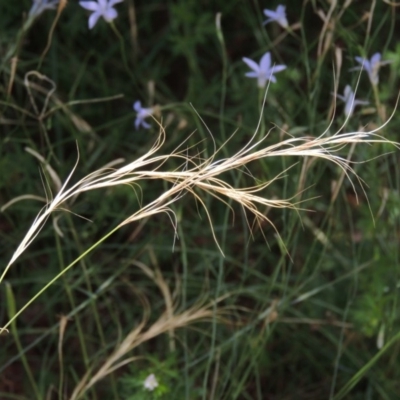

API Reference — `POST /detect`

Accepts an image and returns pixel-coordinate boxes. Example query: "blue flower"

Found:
[79,0,123,29]
[242,52,286,88]
[263,5,288,28]
[336,85,368,117]
[133,101,153,130]
[29,0,59,17]
[354,53,381,85]
[351,53,386,86]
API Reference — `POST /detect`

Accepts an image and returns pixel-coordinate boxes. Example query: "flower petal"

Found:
[138,108,152,118]
[275,5,288,27]
[343,85,352,99]
[244,72,259,78]
[344,90,356,116]
[336,94,345,101]
[29,0,60,16]
[29,3,41,16]
[354,56,365,65]
[79,1,99,11]
[88,11,101,29]
[133,101,141,111]
[370,52,381,66]
[263,10,278,19]
[135,117,142,130]
[271,64,286,73]
[242,57,260,72]
[276,5,286,14]
[259,52,271,72]
[344,99,355,117]
[354,99,369,106]
[141,120,151,129]
[262,18,273,26]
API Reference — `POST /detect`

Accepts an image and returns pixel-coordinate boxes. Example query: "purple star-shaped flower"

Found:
[263,5,288,28]
[351,53,391,86]
[336,85,368,117]
[79,0,123,29]
[242,52,286,88]
[133,101,153,130]
[353,53,381,86]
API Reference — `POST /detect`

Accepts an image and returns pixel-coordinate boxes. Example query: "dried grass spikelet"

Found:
[69,293,223,400]
[0,112,398,334]
[1,119,398,280]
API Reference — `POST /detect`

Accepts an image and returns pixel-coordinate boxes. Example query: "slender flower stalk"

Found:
[242,52,286,88]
